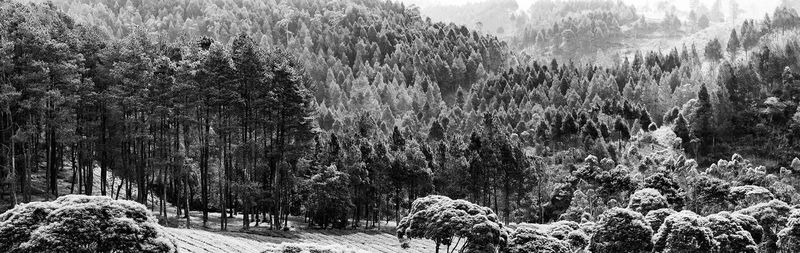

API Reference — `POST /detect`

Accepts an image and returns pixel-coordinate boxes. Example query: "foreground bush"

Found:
[503,227,571,253]
[396,195,507,253]
[514,221,590,252]
[589,207,653,253]
[628,188,669,215]
[652,211,718,253]
[0,195,176,253]
[706,211,759,253]
[778,211,800,252]
[736,200,795,252]
[644,208,676,232]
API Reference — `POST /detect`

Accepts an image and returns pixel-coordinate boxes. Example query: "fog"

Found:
[401,0,784,21]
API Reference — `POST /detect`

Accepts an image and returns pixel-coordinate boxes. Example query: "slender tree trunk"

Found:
[9,115,17,205]
[45,129,51,200]
[24,132,31,202]
[70,145,76,194]
[503,178,510,225]
[220,129,227,231]
[163,159,168,226]
[201,109,209,227]
[100,110,107,196]
[185,170,190,228]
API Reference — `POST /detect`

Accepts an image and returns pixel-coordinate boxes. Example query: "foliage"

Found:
[706,211,759,253]
[730,185,776,208]
[589,207,653,253]
[705,39,724,61]
[652,210,718,253]
[736,200,795,253]
[645,208,677,233]
[396,195,508,252]
[0,195,176,253]
[628,188,669,216]
[302,165,353,228]
[777,211,800,252]
[643,171,686,209]
[504,227,571,253]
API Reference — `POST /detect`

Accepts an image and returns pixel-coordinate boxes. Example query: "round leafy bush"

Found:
[778,211,800,252]
[736,199,794,252]
[504,227,571,253]
[589,207,653,253]
[706,211,759,253]
[652,210,718,253]
[730,185,775,208]
[396,195,507,252]
[0,195,176,253]
[628,188,669,215]
[644,208,676,232]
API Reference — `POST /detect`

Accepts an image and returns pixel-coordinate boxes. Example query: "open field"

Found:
[165,227,436,253]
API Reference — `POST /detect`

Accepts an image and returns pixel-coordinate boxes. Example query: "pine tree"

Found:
[699,14,710,29]
[392,126,406,151]
[640,109,654,132]
[693,84,714,155]
[705,39,723,61]
[727,29,740,57]
[429,120,445,141]
[673,113,691,148]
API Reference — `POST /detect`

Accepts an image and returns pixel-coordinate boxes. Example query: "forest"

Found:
[3,0,800,252]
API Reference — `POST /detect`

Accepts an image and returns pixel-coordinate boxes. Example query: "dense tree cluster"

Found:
[0,1,319,230]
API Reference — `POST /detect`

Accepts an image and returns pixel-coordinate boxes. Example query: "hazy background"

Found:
[397,0,790,64]
[400,0,782,20]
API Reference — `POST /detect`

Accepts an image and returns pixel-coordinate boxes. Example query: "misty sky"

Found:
[398,0,783,20]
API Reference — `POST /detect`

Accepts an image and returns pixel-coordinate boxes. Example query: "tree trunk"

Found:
[185,170,190,228]
[70,146,76,194]
[503,178,510,225]
[9,117,17,205]
[100,110,108,196]
[220,131,227,231]
[201,109,209,227]
[24,135,31,202]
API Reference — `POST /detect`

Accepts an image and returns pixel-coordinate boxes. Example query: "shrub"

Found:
[565,229,590,251]
[706,211,759,253]
[653,210,718,253]
[778,211,800,252]
[628,188,669,215]
[397,195,507,252]
[589,208,653,253]
[644,208,676,232]
[504,227,571,253]
[643,171,686,209]
[690,175,731,214]
[736,200,794,252]
[0,195,176,253]
[730,185,775,208]
[729,212,764,245]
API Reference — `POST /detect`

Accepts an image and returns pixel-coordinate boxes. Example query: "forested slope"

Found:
[4,2,800,249]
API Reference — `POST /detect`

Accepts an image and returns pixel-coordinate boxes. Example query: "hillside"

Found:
[5,0,800,252]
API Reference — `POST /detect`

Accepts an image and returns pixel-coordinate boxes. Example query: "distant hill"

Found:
[420,0,521,37]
